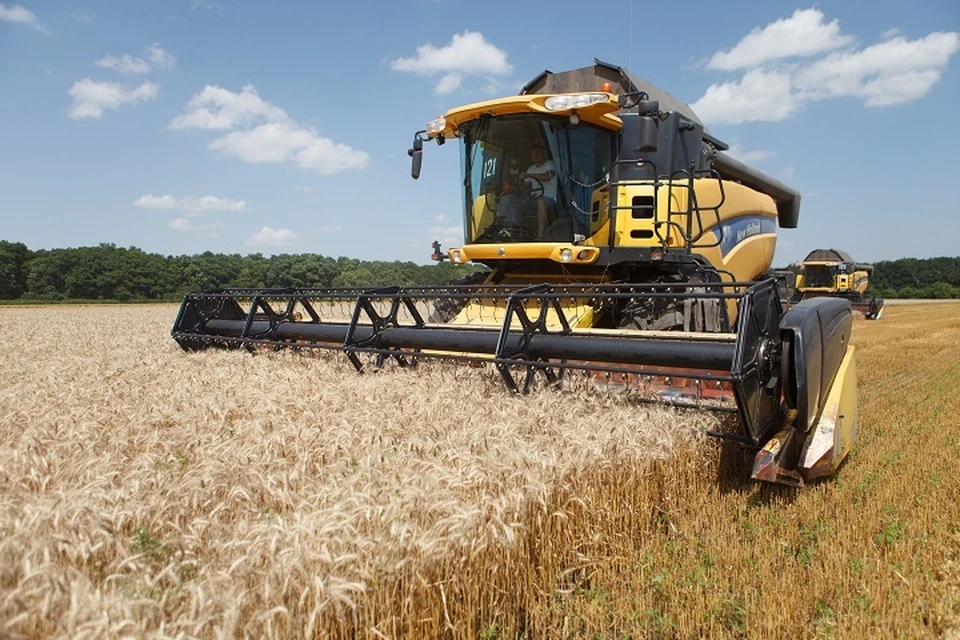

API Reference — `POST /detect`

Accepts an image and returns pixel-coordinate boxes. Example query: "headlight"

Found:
[426,116,446,135]
[544,94,609,111]
[559,248,573,263]
[451,249,462,264]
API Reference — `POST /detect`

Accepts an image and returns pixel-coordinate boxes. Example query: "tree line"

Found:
[0,241,483,301]
[2,240,958,301]
[869,257,960,299]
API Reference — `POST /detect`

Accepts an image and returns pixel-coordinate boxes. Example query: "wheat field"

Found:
[1,303,958,638]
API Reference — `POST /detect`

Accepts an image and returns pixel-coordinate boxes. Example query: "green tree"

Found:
[332,267,376,288]
[231,253,269,288]
[926,282,957,299]
[873,257,960,293]
[0,240,32,298]
[897,286,918,300]
[25,249,75,299]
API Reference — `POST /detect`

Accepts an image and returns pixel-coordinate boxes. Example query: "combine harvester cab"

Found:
[173,60,859,486]
[787,249,884,319]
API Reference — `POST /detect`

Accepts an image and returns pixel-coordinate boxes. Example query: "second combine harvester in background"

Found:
[173,60,858,487]
[787,249,884,320]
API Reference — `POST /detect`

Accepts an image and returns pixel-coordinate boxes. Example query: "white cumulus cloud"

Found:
[95,43,176,74]
[693,8,959,125]
[247,226,298,247]
[169,218,226,234]
[879,28,901,41]
[134,194,248,213]
[293,134,371,174]
[133,194,179,210]
[0,3,48,33]
[95,54,150,74]
[146,43,176,71]
[692,69,799,125]
[434,72,464,95]
[794,32,960,106]
[172,85,370,175]
[725,142,776,164]
[391,31,512,94]
[707,8,853,71]
[169,85,287,130]
[428,214,462,247]
[67,79,159,119]
[192,1,223,14]
[181,195,247,212]
[209,121,314,164]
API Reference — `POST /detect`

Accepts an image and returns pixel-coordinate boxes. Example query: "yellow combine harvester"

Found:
[788,249,884,319]
[173,60,858,486]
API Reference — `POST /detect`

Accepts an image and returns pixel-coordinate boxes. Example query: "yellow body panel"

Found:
[433,94,623,139]
[443,272,607,331]
[457,242,600,265]
[450,298,596,330]
[799,345,857,479]
[577,178,779,282]
[609,184,681,247]
[582,185,611,244]
[698,235,778,282]
[470,196,495,240]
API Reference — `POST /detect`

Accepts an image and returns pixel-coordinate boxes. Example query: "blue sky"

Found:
[0,0,958,266]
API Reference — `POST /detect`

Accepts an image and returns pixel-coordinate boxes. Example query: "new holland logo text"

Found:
[736,221,762,243]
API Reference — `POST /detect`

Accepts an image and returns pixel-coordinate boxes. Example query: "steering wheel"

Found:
[484,190,499,213]
[483,174,544,211]
[481,175,503,212]
[523,175,545,199]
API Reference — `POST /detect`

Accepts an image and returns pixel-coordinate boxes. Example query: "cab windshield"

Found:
[805,265,838,287]
[459,115,616,244]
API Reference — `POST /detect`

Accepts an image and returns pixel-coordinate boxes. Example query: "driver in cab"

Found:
[498,143,558,239]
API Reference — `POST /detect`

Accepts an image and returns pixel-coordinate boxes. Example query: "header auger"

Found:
[173,60,859,486]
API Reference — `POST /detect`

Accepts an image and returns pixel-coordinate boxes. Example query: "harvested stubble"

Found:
[0,305,717,639]
[534,303,960,639]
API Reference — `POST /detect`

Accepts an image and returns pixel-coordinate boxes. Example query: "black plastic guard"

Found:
[730,278,783,443]
[779,298,852,432]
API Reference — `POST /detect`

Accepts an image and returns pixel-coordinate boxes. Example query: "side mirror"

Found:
[635,99,659,114]
[408,137,424,180]
[637,116,659,153]
[634,99,659,153]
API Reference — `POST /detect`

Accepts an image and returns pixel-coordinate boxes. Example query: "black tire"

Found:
[618,278,723,332]
[428,272,489,323]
